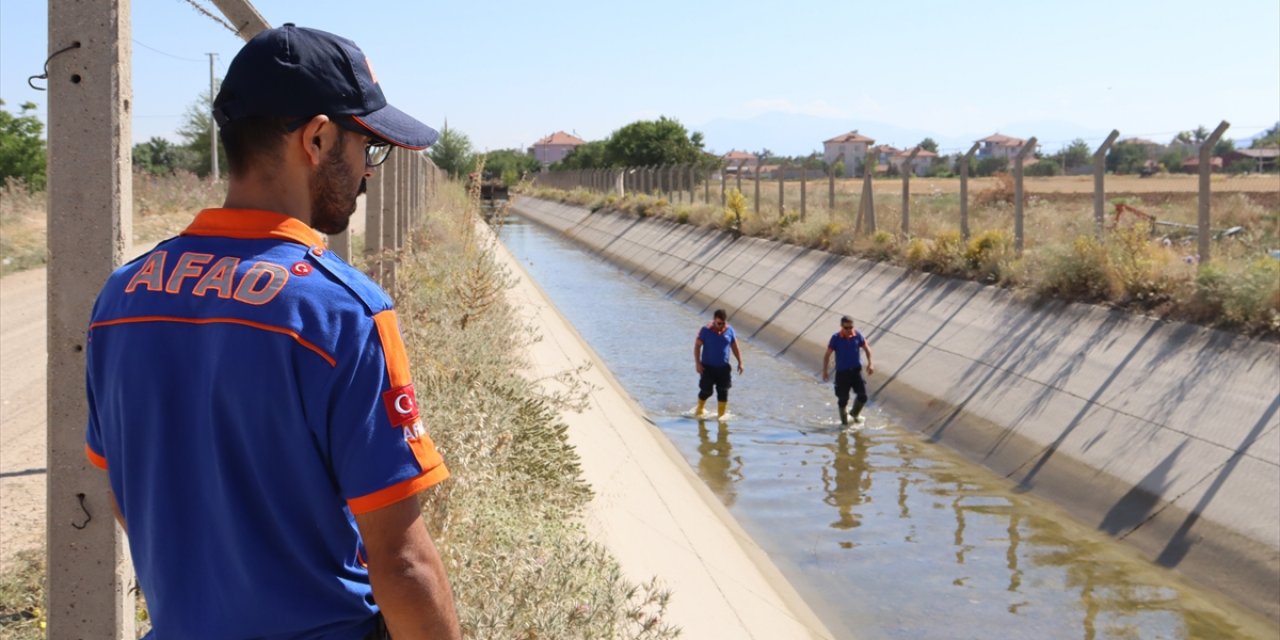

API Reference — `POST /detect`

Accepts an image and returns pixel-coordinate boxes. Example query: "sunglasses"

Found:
[286,116,394,168]
[841,324,853,329]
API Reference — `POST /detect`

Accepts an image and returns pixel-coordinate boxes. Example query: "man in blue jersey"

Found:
[694,309,744,420]
[84,25,460,639]
[821,315,875,426]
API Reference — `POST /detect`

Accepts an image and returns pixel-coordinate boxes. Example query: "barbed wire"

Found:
[181,0,238,36]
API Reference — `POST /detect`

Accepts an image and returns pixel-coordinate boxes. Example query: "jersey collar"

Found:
[181,208,325,247]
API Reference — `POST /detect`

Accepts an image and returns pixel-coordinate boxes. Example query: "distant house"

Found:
[1222,147,1279,172]
[822,131,876,175]
[530,131,586,166]
[1180,156,1224,173]
[722,150,759,174]
[977,133,1032,161]
[889,148,938,177]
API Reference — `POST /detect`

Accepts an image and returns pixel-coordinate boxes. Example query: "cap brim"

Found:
[351,104,439,150]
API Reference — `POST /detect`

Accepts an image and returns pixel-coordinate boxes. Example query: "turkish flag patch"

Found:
[382,384,419,427]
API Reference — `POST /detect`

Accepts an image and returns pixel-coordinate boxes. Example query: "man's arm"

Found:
[822,347,833,381]
[356,496,461,640]
[694,338,704,374]
[862,341,874,375]
[730,340,744,374]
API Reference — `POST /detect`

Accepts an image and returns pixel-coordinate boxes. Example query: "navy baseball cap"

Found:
[213,23,438,150]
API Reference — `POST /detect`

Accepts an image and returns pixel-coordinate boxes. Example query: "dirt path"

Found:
[0,266,48,573]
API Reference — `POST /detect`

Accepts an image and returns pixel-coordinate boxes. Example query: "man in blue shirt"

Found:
[84,25,460,639]
[694,309,744,420]
[821,315,875,426]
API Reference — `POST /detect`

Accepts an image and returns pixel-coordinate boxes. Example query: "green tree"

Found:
[1171,131,1194,145]
[132,137,195,176]
[1159,148,1186,172]
[429,122,474,178]
[1213,138,1235,157]
[0,100,47,190]
[830,159,846,178]
[975,157,1008,177]
[1249,122,1279,148]
[1192,125,1210,144]
[555,140,608,170]
[1106,142,1147,174]
[918,137,938,153]
[1060,138,1091,170]
[480,148,541,185]
[603,117,704,168]
[176,89,227,178]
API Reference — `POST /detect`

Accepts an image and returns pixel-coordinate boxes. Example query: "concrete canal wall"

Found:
[510,196,1280,622]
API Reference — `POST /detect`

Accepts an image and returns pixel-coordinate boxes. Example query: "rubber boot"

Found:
[717,401,728,419]
[839,406,848,426]
[695,399,706,417]
[851,399,866,424]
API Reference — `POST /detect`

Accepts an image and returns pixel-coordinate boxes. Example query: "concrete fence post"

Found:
[46,1,137,636]
[1092,130,1120,239]
[828,152,842,213]
[735,159,744,196]
[800,167,807,222]
[1198,120,1230,264]
[1013,137,1037,255]
[688,164,696,204]
[381,151,399,291]
[777,165,785,218]
[753,161,761,217]
[860,150,877,234]
[959,142,980,240]
[901,147,921,237]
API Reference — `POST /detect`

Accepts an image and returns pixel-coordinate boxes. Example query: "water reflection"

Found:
[500,214,1277,640]
[695,419,741,506]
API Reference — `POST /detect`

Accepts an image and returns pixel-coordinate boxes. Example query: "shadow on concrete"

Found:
[1099,441,1187,535]
[0,467,46,479]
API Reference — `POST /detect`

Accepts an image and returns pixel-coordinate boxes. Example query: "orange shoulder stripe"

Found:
[372,310,412,387]
[89,316,336,367]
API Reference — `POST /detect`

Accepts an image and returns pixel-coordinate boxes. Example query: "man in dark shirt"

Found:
[821,315,874,426]
[694,309,744,420]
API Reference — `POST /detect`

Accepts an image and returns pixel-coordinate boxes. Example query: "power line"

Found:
[132,38,203,62]
[182,0,239,35]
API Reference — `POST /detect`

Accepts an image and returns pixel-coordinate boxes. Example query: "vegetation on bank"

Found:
[0,174,678,639]
[519,183,1280,337]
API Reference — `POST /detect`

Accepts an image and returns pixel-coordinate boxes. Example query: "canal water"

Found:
[496,214,1275,640]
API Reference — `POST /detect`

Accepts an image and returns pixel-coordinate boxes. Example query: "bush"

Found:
[1037,236,1116,302]
[722,189,748,232]
[964,229,1014,281]
[922,230,965,274]
[865,229,897,261]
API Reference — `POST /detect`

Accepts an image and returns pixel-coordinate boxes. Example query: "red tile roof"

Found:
[824,130,876,144]
[533,131,587,146]
[978,133,1026,146]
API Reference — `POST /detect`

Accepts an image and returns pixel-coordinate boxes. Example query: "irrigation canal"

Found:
[496,213,1275,640]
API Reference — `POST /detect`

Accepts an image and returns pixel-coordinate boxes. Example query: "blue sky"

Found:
[2,0,1278,156]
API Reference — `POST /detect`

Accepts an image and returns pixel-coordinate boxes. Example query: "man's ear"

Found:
[297,115,333,167]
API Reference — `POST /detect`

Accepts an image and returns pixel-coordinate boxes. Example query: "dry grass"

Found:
[0,172,224,276]
[521,180,1280,337]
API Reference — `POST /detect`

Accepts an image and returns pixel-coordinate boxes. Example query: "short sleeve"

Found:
[328,310,448,515]
[827,334,837,350]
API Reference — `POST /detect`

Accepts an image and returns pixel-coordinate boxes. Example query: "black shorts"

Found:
[698,364,732,400]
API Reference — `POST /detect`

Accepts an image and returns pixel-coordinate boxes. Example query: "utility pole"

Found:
[206,52,219,181]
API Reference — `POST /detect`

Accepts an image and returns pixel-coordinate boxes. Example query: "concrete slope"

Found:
[486,224,835,639]
[510,196,1280,623]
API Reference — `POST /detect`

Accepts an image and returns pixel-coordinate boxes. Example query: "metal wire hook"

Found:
[28,41,81,91]
[71,492,92,529]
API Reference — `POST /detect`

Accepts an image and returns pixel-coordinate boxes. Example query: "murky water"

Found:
[497,215,1276,640]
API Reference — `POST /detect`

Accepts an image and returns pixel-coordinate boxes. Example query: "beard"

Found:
[309,141,361,235]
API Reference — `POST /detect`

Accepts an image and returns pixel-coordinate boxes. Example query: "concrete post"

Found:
[800,167,807,222]
[209,0,270,38]
[901,147,921,237]
[667,165,676,202]
[1013,137,1037,255]
[1198,120,1230,264]
[720,163,727,207]
[735,159,743,195]
[1092,130,1120,239]
[397,152,409,249]
[381,151,399,291]
[861,150,877,234]
[687,164,695,204]
[777,166,785,218]
[753,161,761,217]
[959,142,980,240]
[46,1,137,636]
[828,152,843,213]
